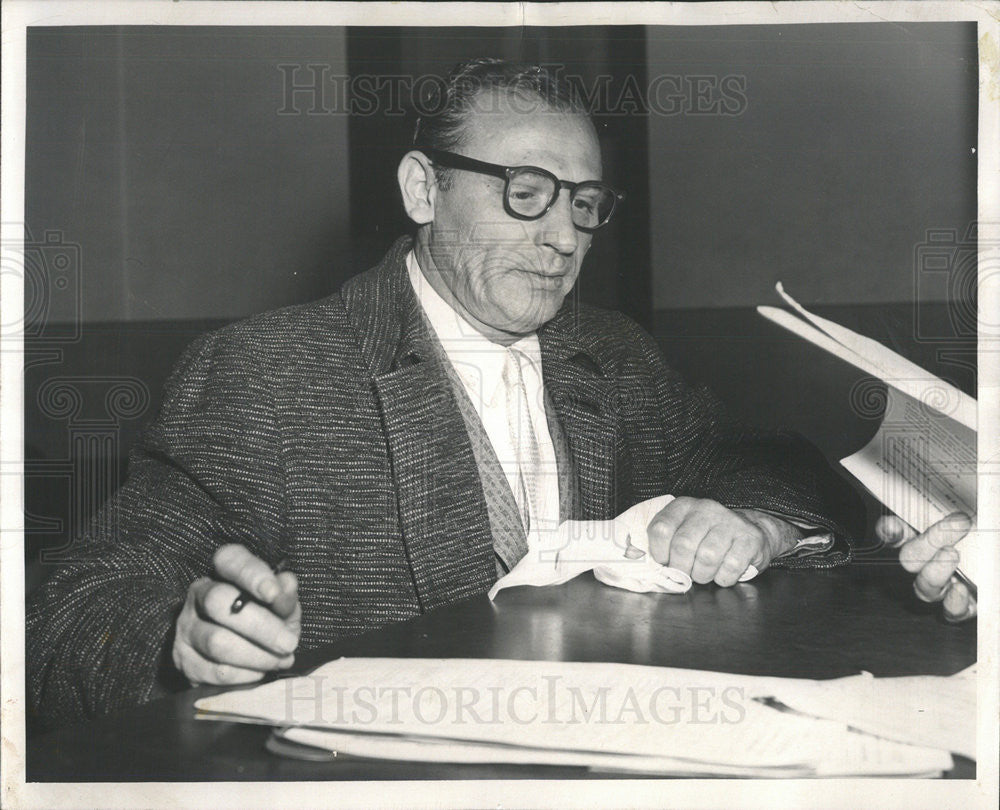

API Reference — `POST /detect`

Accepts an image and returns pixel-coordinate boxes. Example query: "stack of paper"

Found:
[758,284,980,585]
[195,658,967,777]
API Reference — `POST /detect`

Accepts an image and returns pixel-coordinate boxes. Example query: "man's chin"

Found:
[480,276,571,334]
[500,301,564,335]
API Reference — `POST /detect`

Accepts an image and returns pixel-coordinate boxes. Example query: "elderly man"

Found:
[28,59,863,727]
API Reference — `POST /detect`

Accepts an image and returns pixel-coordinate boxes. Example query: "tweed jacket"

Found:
[27,236,863,727]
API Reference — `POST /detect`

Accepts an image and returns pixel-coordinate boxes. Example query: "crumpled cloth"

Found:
[488,494,758,600]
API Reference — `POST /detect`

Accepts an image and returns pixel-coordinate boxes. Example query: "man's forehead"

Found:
[460,99,601,174]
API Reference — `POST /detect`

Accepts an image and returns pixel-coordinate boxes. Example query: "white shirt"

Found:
[406,251,561,543]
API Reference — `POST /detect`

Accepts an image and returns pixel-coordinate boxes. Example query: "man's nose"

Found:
[537,190,579,255]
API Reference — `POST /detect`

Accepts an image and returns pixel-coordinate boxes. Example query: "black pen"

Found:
[231,557,290,613]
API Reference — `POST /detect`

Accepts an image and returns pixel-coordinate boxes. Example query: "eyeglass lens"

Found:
[507,169,616,228]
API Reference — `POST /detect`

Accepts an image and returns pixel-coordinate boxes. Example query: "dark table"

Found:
[27,555,976,781]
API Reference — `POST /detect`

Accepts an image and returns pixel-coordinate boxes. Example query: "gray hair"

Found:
[413,58,590,189]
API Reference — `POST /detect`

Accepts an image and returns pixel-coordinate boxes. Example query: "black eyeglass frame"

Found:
[420,148,626,233]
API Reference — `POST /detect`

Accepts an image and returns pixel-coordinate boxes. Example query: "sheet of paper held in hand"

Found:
[758,284,980,585]
[194,658,974,777]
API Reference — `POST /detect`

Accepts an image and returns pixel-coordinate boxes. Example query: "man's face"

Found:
[425,98,602,339]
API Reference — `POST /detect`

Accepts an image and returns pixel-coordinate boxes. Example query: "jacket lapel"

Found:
[340,238,496,611]
[539,308,620,520]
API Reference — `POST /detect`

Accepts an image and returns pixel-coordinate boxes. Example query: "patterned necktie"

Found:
[502,347,542,542]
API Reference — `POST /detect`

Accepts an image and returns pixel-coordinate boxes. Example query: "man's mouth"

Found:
[518,268,567,283]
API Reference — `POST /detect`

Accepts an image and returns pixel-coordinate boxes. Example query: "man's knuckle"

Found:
[204,629,228,661]
[646,516,677,540]
[260,625,285,652]
[727,533,750,552]
[172,637,193,667]
[719,554,745,573]
[647,520,670,540]
[670,535,695,555]
[178,616,198,646]
[188,576,211,601]
[914,577,943,603]
[898,545,923,571]
[202,584,232,617]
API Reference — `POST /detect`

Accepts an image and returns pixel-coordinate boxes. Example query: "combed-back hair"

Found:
[413,58,589,188]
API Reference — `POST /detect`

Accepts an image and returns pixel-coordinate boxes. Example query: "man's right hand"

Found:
[172,544,300,686]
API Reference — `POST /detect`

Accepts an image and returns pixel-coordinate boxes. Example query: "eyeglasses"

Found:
[421,148,625,232]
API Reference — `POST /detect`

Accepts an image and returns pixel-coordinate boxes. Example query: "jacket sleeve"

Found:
[26,326,287,730]
[618,315,865,550]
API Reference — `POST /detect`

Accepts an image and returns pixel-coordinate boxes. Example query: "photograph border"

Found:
[2,2,997,808]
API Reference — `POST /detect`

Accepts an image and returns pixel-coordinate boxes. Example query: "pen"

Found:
[231,557,290,613]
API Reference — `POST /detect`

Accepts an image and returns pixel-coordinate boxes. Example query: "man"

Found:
[27,59,863,728]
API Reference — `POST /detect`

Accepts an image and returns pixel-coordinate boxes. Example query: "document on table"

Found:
[195,657,965,776]
[758,283,980,585]
[766,664,977,760]
[277,724,945,778]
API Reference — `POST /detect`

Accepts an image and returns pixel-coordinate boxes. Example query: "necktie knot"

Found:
[502,347,524,390]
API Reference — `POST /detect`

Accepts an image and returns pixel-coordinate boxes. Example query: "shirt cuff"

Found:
[754,509,836,559]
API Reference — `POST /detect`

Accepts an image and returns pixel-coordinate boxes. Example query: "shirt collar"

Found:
[406,250,543,402]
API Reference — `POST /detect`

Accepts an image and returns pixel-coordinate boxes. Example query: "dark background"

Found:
[24,23,978,592]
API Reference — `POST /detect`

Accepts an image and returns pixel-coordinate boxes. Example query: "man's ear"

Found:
[398,150,438,225]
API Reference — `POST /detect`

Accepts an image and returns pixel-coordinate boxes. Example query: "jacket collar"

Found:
[339,236,432,374]
[340,235,607,379]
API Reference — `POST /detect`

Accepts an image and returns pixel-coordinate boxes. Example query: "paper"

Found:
[841,387,979,583]
[488,494,756,600]
[761,284,976,430]
[278,724,949,778]
[278,726,813,777]
[764,665,977,760]
[195,657,955,776]
[759,285,979,586]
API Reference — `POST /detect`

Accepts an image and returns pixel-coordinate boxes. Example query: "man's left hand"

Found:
[876,513,976,623]
[647,497,801,586]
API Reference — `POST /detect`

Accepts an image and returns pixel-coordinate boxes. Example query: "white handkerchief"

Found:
[488,494,759,600]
